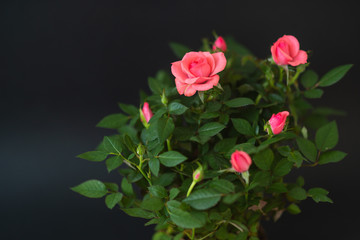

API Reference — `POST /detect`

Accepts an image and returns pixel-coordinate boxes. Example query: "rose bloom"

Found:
[142,102,153,123]
[212,36,227,52]
[171,51,227,97]
[268,111,289,135]
[230,150,252,173]
[271,35,307,66]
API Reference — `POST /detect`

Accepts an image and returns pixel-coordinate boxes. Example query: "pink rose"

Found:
[271,35,308,66]
[212,36,227,52]
[171,51,227,97]
[142,102,153,123]
[230,150,252,173]
[268,111,289,135]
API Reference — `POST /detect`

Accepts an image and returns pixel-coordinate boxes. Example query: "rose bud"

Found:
[192,164,204,183]
[230,150,252,173]
[171,51,227,97]
[212,36,227,52]
[271,35,308,66]
[140,102,153,129]
[268,111,289,135]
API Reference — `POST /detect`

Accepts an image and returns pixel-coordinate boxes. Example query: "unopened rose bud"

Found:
[212,36,227,52]
[140,102,153,129]
[271,35,307,66]
[136,144,145,156]
[230,150,252,173]
[192,164,204,183]
[268,111,289,135]
[161,90,168,106]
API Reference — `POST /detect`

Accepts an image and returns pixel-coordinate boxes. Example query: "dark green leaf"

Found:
[121,177,134,197]
[183,188,222,210]
[141,197,164,211]
[214,138,237,154]
[157,117,175,143]
[169,188,180,200]
[296,137,317,162]
[287,151,304,168]
[268,182,287,193]
[308,188,333,203]
[96,113,128,129]
[318,64,353,87]
[249,171,271,190]
[225,97,254,108]
[253,148,274,171]
[153,173,176,187]
[168,102,188,115]
[225,36,253,56]
[167,200,207,229]
[169,42,191,59]
[77,151,108,162]
[122,208,155,219]
[318,151,347,165]
[198,122,226,137]
[105,155,123,172]
[148,185,168,198]
[149,157,160,176]
[105,192,123,209]
[123,134,137,153]
[118,103,138,116]
[159,151,187,167]
[304,89,323,99]
[103,136,122,154]
[232,118,254,136]
[315,121,338,151]
[273,159,293,177]
[300,69,318,88]
[288,187,307,201]
[209,179,235,194]
[71,180,107,198]
[104,182,119,192]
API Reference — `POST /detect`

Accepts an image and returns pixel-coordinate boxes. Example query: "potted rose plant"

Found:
[71,33,352,240]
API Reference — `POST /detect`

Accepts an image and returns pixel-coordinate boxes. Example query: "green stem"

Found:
[166,138,172,151]
[191,228,195,240]
[137,155,152,186]
[187,181,197,197]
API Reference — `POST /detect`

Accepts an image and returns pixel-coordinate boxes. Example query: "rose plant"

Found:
[72,34,352,240]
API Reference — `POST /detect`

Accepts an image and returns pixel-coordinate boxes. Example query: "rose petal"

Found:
[192,75,219,91]
[210,52,227,75]
[276,47,293,65]
[282,35,300,57]
[171,61,188,81]
[175,78,187,95]
[184,77,200,84]
[288,50,308,66]
[183,84,197,97]
[181,52,200,78]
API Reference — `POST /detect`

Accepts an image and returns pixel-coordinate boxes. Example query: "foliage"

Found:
[71,35,351,239]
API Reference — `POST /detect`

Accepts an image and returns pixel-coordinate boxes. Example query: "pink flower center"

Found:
[189,58,211,77]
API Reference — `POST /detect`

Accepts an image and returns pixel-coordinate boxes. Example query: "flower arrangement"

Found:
[71,33,352,240]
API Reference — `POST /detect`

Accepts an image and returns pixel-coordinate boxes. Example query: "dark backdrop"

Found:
[1,1,359,239]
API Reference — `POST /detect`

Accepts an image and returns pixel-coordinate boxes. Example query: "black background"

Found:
[1,0,359,239]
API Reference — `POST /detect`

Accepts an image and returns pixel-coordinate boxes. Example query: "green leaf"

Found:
[214,138,237,154]
[118,103,138,116]
[318,151,347,165]
[168,102,188,115]
[198,122,226,137]
[225,97,254,108]
[122,208,155,219]
[315,121,338,151]
[287,203,301,215]
[159,151,187,167]
[225,36,253,56]
[157,117,175,143]
[141,197,164,212]
[169,188,180,200]
[287,151,304,168]
[288,187,307,201]
[148,185,168,198]
[253,148,274,171]
[103,136,122,154]
[105,192,123,209]
[104,182,119,192]
[183,188,222,210]
[149,157,160,176]
[304,89,324,99]
[209,179,235,194]
[153,173,176,187]
[300,69,318,88]
[232,118,254,136]
[77,151,108,162]
[268,182,288,193]
[96,113,128,129]
[152,232,172,240]
[318,64,353,87]
[105,155,123,172]
[296,137,317,162]
[71,180,107,198]
[123,134,137,153]
[148,77,162,94]
[308,188,333,203]
[249,171,271,190]
[167,200,207,229]
[273,159,293,177]
[121,177,134,197]
[169,42,191,59]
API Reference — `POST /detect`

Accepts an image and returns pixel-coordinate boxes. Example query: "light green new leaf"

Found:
[159,151,187,167]
[318,151,347,165]
[77,151,108,162]
[96,113,128,129]
[315,121,338,151]
[287,203,301,215]
[183,188,222,210]
[198,122,226,137]
[318,64,353,87]
[105,192,123,209]
[225,97,254,108]
[71,179,107,198]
